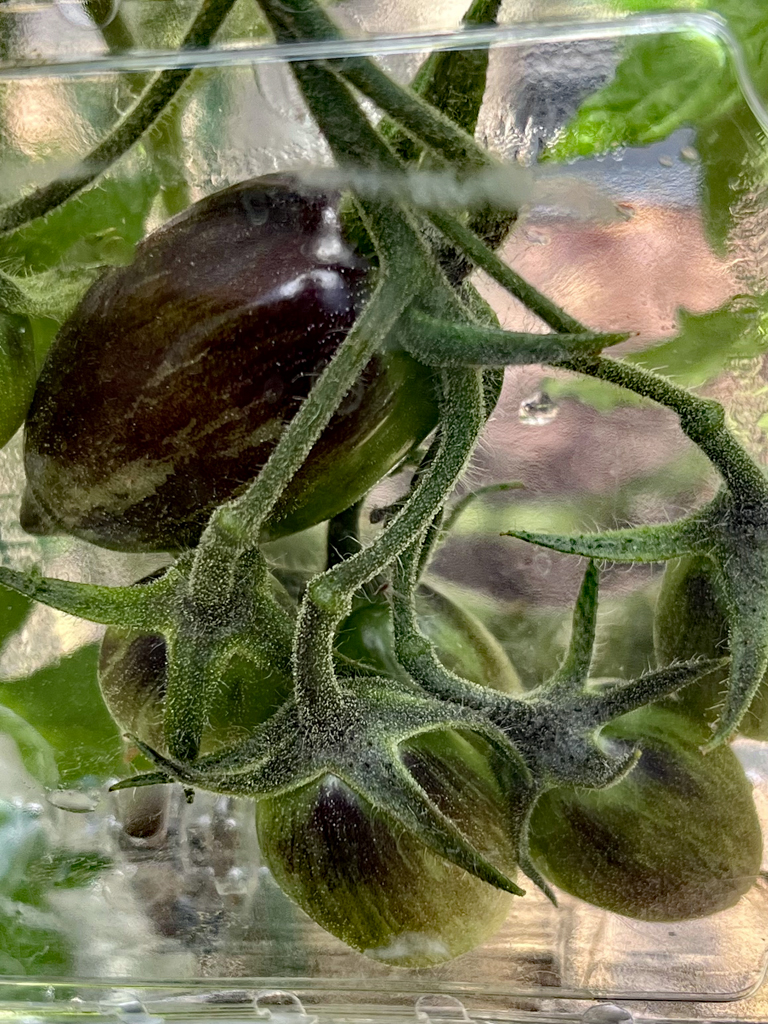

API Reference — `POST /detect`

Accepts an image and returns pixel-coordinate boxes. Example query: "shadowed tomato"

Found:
[654,554,768,739]
[21,175,439,552]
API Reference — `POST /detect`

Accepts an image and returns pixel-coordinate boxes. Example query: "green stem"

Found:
[256,0,492,172]
[428,209,768,501]
[190,275,410,601]
[403,311,627,366]
[388,0,503,151]
[561,355,768,500]
[428,209,583,334]
[0,565,171,629]
[0,0,235,234]
[293,368,485,712]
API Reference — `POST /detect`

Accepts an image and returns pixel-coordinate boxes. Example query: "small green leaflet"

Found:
[547,293,768,412]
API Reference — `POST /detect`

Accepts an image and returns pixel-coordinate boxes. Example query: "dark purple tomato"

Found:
[21,175,439,552]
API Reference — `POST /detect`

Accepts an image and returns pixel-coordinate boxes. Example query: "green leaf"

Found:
[546,294,768,412]
[0,167,159,275]
[0,705,58,788]
[630,294,768,385]
[546,31,730,160]
[0,645,125,787]
[545,1,768,252]
[0,312,36,449]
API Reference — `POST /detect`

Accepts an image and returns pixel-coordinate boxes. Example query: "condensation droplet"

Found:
[519,390,559,426]
[47,789,99,813]
[214,866,249,896]
[680,146,700,163]
[658,154,674,168]
[582,1005,633,1024]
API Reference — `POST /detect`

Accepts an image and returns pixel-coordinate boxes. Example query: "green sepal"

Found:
[0,564,174,630]
[109,770,175,792]
[402,312,628,367]
[130,678,527,897]
[504,519,700,563]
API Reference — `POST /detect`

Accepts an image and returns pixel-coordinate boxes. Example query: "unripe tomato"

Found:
[255,726,522,967]
[654,554,768,739]
[528,706,762,921]
[21,175,439,552]
[336,583,522,694]
[98,627,293,757]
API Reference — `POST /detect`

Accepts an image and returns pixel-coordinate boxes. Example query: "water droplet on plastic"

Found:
[254,991,316,1024]
[415,995,471,1022]
[56,0,120,29]
[680,146,699,163]
[98,998,163,1024]
[658,155,674,168]
[519,391,559,426]
[47,789,99,813]
[582,1006,633,1024]
[214,866,249,896]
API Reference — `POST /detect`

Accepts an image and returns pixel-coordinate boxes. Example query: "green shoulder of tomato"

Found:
[528,703,763,921]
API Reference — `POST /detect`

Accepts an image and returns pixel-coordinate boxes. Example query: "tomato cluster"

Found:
[1,0,766,974]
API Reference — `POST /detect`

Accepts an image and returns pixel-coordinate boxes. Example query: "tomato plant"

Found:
[0,0,766,977]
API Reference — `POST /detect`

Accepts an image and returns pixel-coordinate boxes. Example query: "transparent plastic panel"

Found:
[1,3,768,1021]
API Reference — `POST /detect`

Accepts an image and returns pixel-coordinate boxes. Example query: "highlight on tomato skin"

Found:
[254,727,524,968]
[20,174,439,553]
[527,706,763,922]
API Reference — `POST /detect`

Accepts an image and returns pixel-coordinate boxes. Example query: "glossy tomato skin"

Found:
[255,724,522,968]
[22,175,439,552]
[654,554,768,739]
[528,706,762,921]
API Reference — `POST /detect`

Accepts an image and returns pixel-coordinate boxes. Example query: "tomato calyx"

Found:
[507,478,768,747]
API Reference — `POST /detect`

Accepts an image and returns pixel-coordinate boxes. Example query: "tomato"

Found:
[255,726,522,967]
[336,583,522,694]
[0,311,37,451]
[527,705,762,921]
[21,175,439,552]
[98,626,294,757]
[654,554,768,739]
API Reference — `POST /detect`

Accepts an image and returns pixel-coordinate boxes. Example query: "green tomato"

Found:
[528,706,762,921]
[0,312,36,450]
[98,627,292,758]
[336,583,522,694]
[654,554,768,739]
[255,723,522,968]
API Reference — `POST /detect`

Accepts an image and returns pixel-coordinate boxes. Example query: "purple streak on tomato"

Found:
[22,175,438,552]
